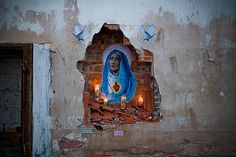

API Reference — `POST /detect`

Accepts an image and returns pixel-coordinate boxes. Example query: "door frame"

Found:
[0,43,32,157]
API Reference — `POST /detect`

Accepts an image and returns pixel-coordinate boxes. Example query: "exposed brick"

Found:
[144,90,154,112]
[89,100,101,109]
[144,56,153,62]
[119,116,125,121]
[135,111,152,120]
[143,49,153,62]
[91,112,102,121]
[83,92,90,98]
[93,64,103,72]
[102,111,114,121]
[101,104,114,112]
[132,103,143,112]
[116,111,130,117]
[123,36,131,45]
[124,116,135,124]
[89,106,104,115]
[59,138,84,153]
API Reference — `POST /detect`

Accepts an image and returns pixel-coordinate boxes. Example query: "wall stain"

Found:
[188,107,198,129]
[169,56,177,73]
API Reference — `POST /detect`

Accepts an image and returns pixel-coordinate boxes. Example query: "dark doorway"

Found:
[0,44,32,157]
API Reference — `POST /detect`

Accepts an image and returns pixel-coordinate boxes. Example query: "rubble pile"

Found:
[88,98,162,126]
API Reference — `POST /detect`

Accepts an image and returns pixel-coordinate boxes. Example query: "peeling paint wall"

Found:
[33,43,51,157]
[0,0,236,156]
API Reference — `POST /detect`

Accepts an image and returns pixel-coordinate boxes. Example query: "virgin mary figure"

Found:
[100,44,136,104]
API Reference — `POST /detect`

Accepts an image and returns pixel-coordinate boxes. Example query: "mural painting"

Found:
[77,24,162,128]
[100,44,136,104]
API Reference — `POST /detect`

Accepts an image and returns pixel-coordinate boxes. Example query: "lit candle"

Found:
[104,98,108,105]
[138,96,144,106]
[95,84,100,96]
[121,95,126,102]
[120,95,126,110]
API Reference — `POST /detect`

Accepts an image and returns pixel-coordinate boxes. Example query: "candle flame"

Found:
[121,95,126,102]
[95,84,99,91]
[95,84,100,95]
[138,96,144,106]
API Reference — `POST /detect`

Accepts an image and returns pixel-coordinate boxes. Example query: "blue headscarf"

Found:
[101,49,136,104]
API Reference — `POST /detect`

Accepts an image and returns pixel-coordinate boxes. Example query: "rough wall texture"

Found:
[33,43,51,157]
[0,0,236,156]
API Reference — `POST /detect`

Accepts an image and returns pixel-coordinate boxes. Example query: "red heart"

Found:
[113,81,120,92]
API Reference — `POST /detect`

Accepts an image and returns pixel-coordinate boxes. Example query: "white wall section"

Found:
[33,43,51,157]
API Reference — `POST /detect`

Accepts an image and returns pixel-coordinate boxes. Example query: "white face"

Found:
[109,53,120,74]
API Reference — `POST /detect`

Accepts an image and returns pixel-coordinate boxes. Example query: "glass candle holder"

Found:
[120,95,126,110]
[95,84,100,96]
[104,98,108,105]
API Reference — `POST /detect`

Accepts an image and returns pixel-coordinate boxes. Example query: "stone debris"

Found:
[87,99,162,127]
[59,137,85,153]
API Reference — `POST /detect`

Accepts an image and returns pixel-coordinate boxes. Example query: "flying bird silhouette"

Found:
[141,25,156,41]
[73,24,88,41]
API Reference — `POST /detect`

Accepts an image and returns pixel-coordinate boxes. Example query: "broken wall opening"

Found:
[77,23,162,128]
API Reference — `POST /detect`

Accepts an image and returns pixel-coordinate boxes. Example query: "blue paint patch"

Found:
[141,25,156,41]
[73,24,88,41]
[79,125,95,134]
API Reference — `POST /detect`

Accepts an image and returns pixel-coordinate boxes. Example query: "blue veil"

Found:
[100,49,136,104]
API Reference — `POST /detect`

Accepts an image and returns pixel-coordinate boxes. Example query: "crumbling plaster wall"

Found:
[0,0,236,156]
